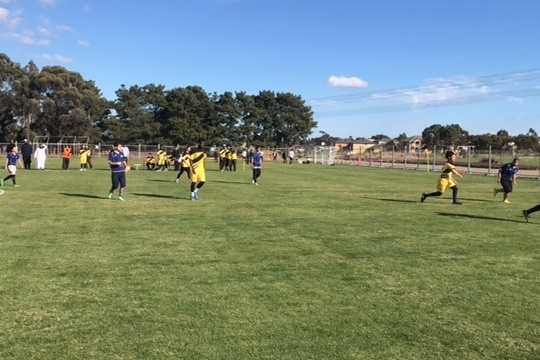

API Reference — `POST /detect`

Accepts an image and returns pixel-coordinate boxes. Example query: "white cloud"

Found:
[0,6,22,28]
[0,7,8,21]
[328,75,369,88]
[1,30,49,45]
[78,39,90,48]
[41,53,73,63]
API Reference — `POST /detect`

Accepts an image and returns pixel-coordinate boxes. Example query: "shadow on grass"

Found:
[436,212,527,223]
[210,179,252,185]
[361,196,418,204]
[458,198,494,202]
[132,192,179,199]
[148,179,175,183]
[61,193,103,199]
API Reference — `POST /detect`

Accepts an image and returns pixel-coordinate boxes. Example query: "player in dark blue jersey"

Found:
[250,146,263,185]
[1,145,22,187]
[107,143,129,201]
[493,158,519,204]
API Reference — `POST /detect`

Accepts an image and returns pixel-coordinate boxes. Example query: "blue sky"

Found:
[1,0,540,139]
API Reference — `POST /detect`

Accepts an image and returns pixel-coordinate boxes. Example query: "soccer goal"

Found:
[313,146,336,165]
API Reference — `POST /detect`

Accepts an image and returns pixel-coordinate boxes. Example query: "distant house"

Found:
[401,136,423,151]
[333,138,378,155]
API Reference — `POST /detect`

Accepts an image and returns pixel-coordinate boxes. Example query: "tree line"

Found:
[2,53,538,151]
[0,53,316,147]
[312,125,539,152]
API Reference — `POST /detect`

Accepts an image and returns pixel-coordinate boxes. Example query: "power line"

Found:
[315,88,540,118]
[308,68,540,117]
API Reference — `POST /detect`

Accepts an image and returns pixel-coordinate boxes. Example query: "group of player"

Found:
[420,150,539,222]
[2,141,538,220]
[133,141,264,201]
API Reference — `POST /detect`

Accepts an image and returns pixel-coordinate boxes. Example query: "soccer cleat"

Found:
[194,192,199,200]
[420,193,426,203]
[13,184,20,187]
[252,179,255,184]
[118,196,125,202]
[503,200,511,204]
[175,179,179,183]
[108,192,113,199]
[493,188,498,197]
[453,201,463,205]
[523,210,529,222]
[255,182,258,185]
[191,195,197,201]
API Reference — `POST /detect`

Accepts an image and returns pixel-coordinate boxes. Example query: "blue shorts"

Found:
[111,171,126,189]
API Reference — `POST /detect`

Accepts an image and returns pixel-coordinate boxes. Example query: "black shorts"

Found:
[501,180,513,194]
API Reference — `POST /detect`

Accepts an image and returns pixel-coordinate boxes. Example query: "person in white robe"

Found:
[34,143,48,170]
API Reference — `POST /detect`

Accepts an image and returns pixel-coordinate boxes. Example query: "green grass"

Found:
[1,159,539,359]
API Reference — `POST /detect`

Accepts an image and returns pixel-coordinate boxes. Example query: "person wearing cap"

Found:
[421,150,464,205]
[20,139,33,170]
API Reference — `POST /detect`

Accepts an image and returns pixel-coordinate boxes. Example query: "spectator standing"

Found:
[21,139,33,169]
[62,145,73,170]
[86,145,93,169]
[34,143,48,170]
[288,149,295,164]
[122,145,130,164]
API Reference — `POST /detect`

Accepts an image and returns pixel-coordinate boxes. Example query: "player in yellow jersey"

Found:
[421,151,464,205]
[175,146,192,183]
[189,139,207,201]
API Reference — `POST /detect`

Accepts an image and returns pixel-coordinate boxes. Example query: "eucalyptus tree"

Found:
[211,91,243,145]
[274,92,315,146]
[31,66,107,140]
[112,84,164,144]
[0,53,20,141]
[160,86,214,146]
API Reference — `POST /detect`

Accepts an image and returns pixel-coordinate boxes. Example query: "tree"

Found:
[422,124,444,148]
[112,84,163,143]
[31,66,108,139]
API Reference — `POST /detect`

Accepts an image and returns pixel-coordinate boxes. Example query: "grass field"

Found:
[1,158,539,359]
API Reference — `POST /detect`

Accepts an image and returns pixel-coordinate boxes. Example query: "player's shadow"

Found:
[360,196,418,204]
[148,179,174,183]
[210,179,252,185]
[436,212,525,223]
[132,192,177,199]
[457,198,493,202]
[61,193,103,199]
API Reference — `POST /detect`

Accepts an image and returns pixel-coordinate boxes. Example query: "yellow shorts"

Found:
[191,170,206,183]
[436,178,456,193]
